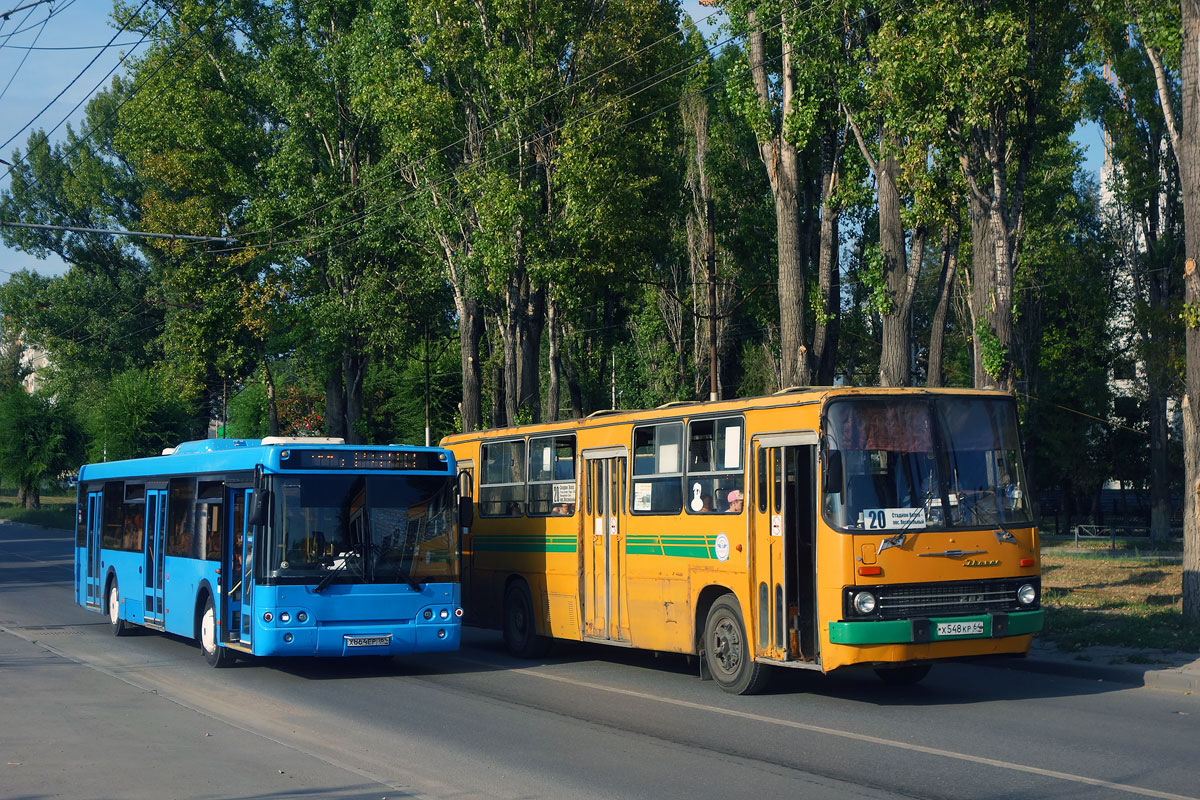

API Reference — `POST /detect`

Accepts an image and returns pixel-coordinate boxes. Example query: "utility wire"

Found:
[0,3,50,103]
[0,0,227,188]
[0,0,72,40]
[0,0,150,152]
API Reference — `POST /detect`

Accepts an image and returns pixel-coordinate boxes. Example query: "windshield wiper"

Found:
[385,559,423,592]
[313,543,360,593]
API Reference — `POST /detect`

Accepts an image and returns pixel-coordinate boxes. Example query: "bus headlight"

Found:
[1017,584,1037,605]
[439,608,449,619]
[263,611,273,623]
[297,611,308,623]
[423,609,433,620]
[853,591,877,615]
[280,612,290,623]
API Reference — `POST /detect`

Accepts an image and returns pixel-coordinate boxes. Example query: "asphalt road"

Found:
[1,519,1197,800]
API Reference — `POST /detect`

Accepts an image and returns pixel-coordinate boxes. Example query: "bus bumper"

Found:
[252,621,462,656]
[828,609,1044,645]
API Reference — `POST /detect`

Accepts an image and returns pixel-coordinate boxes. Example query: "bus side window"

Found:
[528,435,576,516]
[167,478,196,557]
[685,417,744,514]
[102,482,125,549]
[480,439,525,517]
[631,423,683,514]
[196,481,224,561]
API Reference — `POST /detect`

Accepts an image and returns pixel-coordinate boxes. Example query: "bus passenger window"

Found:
[102,482,125,549]
[196,481,224,560]
[685,417,744,514]
[631,423,683,514]
[480,439,526,517]
[167,478,196,557]
[528,435,576,516]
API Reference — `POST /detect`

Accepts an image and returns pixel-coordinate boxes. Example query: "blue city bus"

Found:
[74,437,468,666]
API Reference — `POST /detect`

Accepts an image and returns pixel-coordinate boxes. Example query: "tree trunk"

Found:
[455,297,484,434]
[519,281,544,424]
[878,152,918,387]
[748,9,808,389]
[1179,0,1200,619]
[546,292,561,421]
[262,359,279,436]
[968,190,997,388]
[812,129,841,386]
[324,361,346,440]
[343,348,366,444]
[927,224,959,388]
[1149,390,1171,544]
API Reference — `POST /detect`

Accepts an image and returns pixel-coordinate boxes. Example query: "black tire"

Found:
[503,581,550,658]
[107,579,129,637]
[874,664,932,686]
[703,595,770,695]
[199,595,234,668]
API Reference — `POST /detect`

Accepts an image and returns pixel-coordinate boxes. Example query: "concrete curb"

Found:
[998,642,1200,694]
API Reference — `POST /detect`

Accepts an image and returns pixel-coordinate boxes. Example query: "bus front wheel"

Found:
[107,580,128,637]
[704,596,770,695]
[503,582,550,658]
[199,595,233,668]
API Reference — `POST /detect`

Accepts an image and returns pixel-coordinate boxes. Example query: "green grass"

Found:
[1039,547,1200,654]
[0,502,76,530]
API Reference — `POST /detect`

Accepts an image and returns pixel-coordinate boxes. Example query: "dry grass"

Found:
[1040,538,1199,653]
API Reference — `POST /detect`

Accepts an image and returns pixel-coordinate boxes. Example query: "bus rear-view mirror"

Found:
[459,496,474,528]
[823,450,843,494]
[248,489,271,526]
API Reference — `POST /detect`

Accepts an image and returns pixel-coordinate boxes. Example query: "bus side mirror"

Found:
[459,496,474,528]
[248,490,271,527]
[823,451,843,494]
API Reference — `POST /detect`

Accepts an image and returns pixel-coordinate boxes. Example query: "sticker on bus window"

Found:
[862,508,927,530]
[633,483,653,511]
[552,482,576,504]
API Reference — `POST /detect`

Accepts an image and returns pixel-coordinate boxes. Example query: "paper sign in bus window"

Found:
[723,426,742,470]
[861,508,927,530]
[633,483,652,511]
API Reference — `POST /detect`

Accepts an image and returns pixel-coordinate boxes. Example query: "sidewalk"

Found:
[1003,638,1200,694]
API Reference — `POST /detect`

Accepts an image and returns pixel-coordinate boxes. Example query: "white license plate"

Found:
[345,635,391,648]
[936,621,984,637]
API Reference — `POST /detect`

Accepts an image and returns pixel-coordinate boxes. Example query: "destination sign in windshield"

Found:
[278,449,447,472]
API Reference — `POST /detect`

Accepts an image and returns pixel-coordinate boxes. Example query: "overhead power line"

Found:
[0,0,150,152]
[0,0,53,21]
[0,219,236,244]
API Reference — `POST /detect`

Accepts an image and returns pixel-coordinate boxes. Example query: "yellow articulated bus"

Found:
[442,387,1042,694]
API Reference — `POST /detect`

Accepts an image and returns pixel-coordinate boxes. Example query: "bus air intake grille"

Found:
[844,578,1040,621]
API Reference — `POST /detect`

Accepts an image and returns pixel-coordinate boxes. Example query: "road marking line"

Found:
[453,656,1196,800]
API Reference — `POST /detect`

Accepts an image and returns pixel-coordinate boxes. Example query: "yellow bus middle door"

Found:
[583,454,629,643]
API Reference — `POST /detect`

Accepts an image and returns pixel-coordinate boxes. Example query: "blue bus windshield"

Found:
[267,474,458,585]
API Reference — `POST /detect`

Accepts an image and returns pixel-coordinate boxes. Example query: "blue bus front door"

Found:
[226,489,254,647]
[84,491,102,610]
[144,490,167,627]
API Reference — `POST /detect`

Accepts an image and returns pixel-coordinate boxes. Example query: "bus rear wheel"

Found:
[503,581,549,658]
[704,596,770,695]
[199,595,233,668]
[108,580,128,637]
[874,664,931,686]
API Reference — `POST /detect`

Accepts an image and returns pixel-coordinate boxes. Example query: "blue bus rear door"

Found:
[144,489,168,627]
[84,491,103,610]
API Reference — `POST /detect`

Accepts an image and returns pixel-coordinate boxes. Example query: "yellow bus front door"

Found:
[583,454,629,642]
[751,435,819,664]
